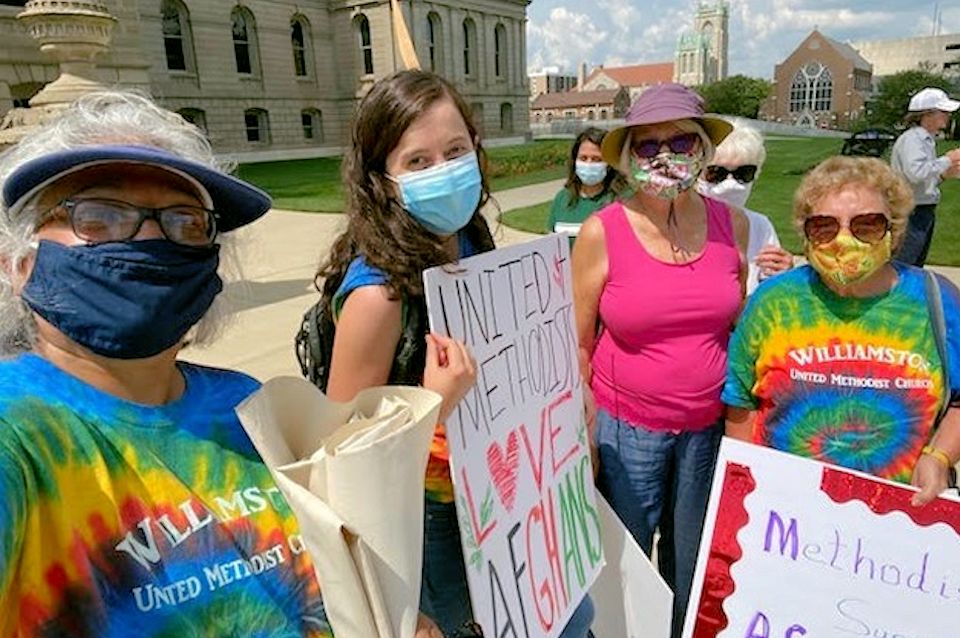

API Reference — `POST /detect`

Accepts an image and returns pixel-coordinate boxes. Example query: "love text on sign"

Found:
[424,234,603,638]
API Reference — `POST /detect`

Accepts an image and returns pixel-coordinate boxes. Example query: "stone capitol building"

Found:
[0,0,531,158]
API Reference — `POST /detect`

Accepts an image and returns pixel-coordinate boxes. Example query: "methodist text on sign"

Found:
[423,234,604,638]
[683,438,960,638]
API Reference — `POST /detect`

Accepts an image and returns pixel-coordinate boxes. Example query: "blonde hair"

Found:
[618,119,715,175]
[792,156,914,249]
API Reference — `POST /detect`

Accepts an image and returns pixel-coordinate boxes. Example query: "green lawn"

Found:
[238,136,960,266]
[501,136,960,267]
[236,139,569,212]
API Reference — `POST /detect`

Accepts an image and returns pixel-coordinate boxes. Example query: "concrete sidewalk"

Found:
[184,179,960,380]
[182,181,557,379]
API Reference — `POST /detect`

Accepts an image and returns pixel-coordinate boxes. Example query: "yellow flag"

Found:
[390,0,421,70]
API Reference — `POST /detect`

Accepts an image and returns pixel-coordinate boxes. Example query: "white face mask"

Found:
[698,177,753,209]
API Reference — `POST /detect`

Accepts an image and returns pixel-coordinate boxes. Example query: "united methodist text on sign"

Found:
[423,234,603,638]
[683,438,960,638]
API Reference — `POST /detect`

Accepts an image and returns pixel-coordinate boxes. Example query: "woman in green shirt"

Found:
[547,127,624,244]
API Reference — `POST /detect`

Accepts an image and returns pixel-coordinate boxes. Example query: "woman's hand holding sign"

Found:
[424,332,476,424]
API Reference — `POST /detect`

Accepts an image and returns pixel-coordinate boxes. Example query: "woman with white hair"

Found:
[0,91,472,636]
[697,123,793,294]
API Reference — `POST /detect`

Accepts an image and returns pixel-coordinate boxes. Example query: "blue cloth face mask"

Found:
[575,160,608,187]
[390,151,482,235]
[22,239,222,359]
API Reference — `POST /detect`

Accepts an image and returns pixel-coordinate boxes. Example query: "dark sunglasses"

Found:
[43,198,218,247]
[803,212,890,245]
[631,132,700,159]
[702,164,758,184]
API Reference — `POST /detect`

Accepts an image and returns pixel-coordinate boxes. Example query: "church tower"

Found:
[674,1,729,86]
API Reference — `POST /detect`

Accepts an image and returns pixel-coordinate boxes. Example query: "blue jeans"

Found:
[895,203,936,267]
[595,409,722,638]
[420,498,473,635]
[419,500,595,637]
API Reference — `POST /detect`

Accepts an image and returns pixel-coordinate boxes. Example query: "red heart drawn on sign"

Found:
[487,431,520,513]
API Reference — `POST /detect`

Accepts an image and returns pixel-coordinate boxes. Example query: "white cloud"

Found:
[526,0,960,78]
[526,7,608,72]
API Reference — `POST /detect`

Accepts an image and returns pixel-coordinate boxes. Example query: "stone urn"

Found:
[17,0,117,107]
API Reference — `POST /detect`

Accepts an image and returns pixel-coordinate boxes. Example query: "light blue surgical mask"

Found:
[389,151,482,235]
[575,160,608,187]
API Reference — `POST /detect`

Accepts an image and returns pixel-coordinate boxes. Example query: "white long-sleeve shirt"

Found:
[890,125,953,206]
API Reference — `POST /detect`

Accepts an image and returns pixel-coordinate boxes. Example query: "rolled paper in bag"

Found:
[237,377,442,638]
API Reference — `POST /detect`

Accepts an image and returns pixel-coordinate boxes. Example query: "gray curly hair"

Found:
[0,90,244,355]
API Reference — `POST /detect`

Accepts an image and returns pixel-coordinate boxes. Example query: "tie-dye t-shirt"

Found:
[723,264,960,483]
[0,354,331,637]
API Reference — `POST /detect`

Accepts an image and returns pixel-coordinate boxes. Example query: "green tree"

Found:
[866,69,957,129]
[696,75,773,118]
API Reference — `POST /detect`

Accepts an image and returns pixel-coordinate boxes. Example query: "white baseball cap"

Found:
[908,87,960,113]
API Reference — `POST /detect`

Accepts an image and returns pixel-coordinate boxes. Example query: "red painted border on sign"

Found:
[690,462,757,638]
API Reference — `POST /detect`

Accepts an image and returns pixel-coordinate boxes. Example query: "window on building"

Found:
[789,61,833,113]
[9,81,44,108]
[534,113,542,123]
[291,16,312,77]
[301,108,323,142]
[600,109,608,120]
[546,113,553,123]
[244,108,269,143]
[471,102,484,134]
[356,14,373,75]
[177,108,207,133]
[500,102,513,133]
[587,110,595,120]
[427,12,443,73]
[462,18,476,76]
[231,7,259,75]
[494,24,506,78]
[161,0,193,72]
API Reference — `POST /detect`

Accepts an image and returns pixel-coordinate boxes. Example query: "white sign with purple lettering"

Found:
[683,438,960,638]
[423,234,603,638]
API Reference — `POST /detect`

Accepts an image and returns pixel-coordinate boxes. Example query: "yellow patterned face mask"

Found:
[806,231,892,288]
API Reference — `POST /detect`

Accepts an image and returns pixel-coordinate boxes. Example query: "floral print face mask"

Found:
[806,231,892,288]
[629,152,703,200]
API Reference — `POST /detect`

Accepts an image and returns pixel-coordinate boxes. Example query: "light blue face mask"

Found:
[389,151,482,235]
[575,160,608,187]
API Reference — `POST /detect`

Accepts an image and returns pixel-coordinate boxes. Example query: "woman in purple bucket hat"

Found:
[571,82,748,637]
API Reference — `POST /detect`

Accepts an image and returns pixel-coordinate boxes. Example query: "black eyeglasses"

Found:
[43,198,218,247]
[803,213,890,245]
[702,164,758,184]
[631,133,700,159]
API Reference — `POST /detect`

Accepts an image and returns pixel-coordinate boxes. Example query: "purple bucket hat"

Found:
[600,83,733,166]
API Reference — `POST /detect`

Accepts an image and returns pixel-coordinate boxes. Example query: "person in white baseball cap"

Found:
[909,87,960,113]
[889,87,960,266]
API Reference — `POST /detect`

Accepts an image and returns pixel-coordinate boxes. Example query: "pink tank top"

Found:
[591,199,741,431]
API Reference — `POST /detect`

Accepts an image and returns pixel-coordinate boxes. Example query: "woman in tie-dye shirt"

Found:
[0,91,472,637]
[724,156,960,506]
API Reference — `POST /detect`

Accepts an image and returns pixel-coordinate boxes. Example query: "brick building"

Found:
[579,63,674,101]
[528,87,629,123]
[528,66,578,99]
[761,29,872,129]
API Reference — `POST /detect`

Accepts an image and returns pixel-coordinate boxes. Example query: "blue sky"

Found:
[526,0,960,78]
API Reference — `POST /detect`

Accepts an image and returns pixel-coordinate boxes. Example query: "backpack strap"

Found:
[295,299,337,391]
[925,270,951,425]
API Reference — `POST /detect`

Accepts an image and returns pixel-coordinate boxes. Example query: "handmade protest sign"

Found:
[683,438,960,638]
[590,494,672,638]
[423,234,603,638]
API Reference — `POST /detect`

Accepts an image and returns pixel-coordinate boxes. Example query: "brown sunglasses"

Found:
[803,212,890,245]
